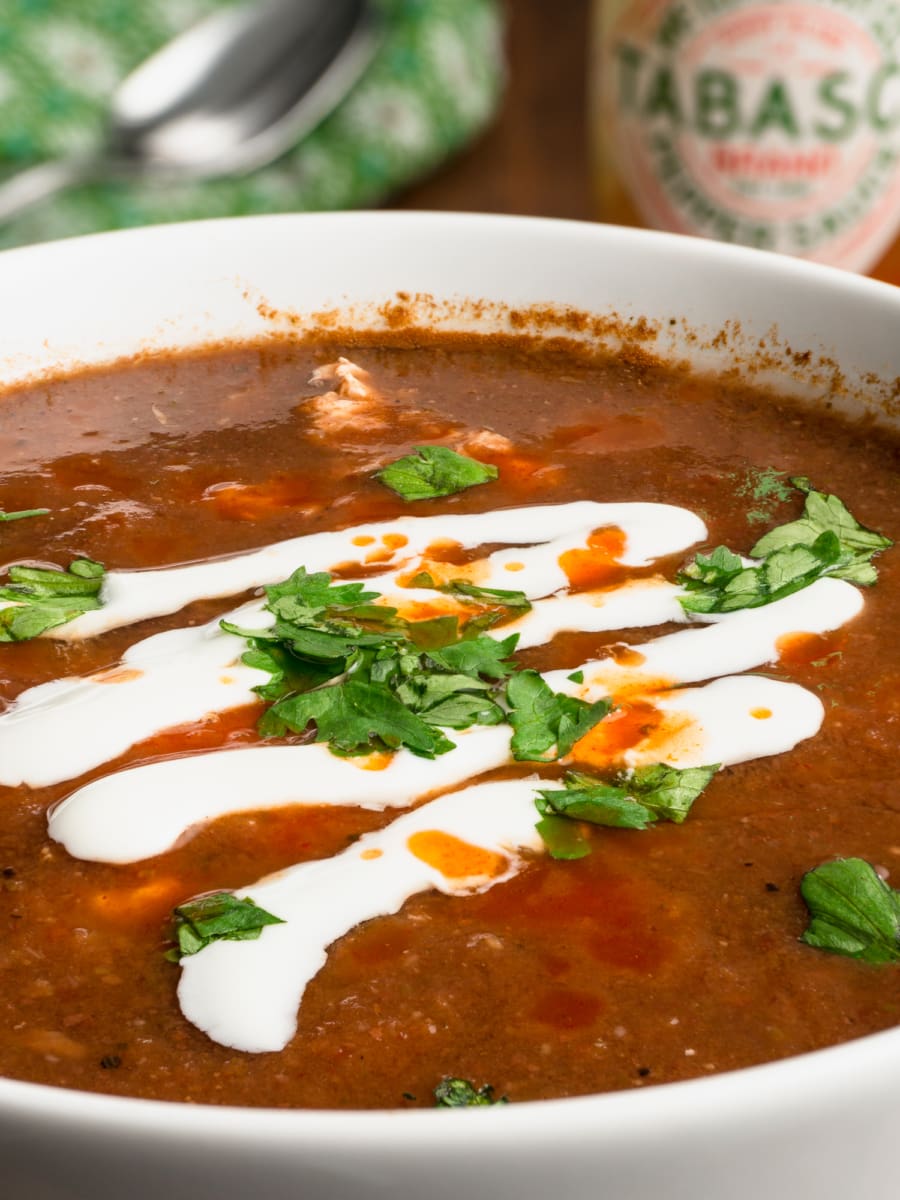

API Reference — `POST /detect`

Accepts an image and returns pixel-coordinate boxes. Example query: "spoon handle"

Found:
[0,156,100,224]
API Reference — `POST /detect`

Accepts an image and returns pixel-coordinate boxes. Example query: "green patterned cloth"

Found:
[0,0,504,247]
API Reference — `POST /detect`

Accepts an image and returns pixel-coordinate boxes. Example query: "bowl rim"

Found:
[0,209,898,1147]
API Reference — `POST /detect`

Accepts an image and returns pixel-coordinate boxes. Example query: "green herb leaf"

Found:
[376,446,498,501]
[229,566,524,759]
[624,762,720,823]
[534,815,593,860]
[506,670,612,761]
[168,892,285,960]
[679,481,892,614]
[534,764,718,858]
[0,558,106,642]
[262,678,456,758]
[536,780,655,829]
[427,633,520,680]
[752,478,892,584]
[433,1078,508,1107]
[0,507,49,522]
[800,858,900,964]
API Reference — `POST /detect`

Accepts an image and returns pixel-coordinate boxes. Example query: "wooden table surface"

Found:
[396,0,593,221]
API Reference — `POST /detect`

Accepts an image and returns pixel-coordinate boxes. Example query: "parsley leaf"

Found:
[228,567,520,758]
[427,632,520,680]
[534,764,718,859]
[0,507,49,522]
[678,479,892,613]
[0,558,106,642]
[376,446,499,501]
[623,762,720,823]
[168,892,285,960]
[506,670,612,761]
[800,858,900,964]
[433,1078,508,1107]
[259,677,456,758]
[752,477,893,586]
[533,814,592,860]
[536,779,656,830]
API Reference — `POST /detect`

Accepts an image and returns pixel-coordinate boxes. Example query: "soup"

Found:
[0,334,897,1109]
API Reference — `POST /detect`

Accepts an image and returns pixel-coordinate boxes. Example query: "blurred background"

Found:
[0,0,610,249]
[0,0,896,281]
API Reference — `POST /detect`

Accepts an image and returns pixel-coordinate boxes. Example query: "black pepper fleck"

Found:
[637,1067,651,1077]
[765,882,780,892]
[100,1055,122,1069]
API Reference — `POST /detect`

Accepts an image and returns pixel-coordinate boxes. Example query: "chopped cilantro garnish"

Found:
[226,568,519,758]
[534,764,718,859]
[800,858,900,964]
[0,558,106,642]
[259,677,458,757]
[506,670,612,761]
[678,479,892,613]
[433,1077,508,1107]
[752,477,893,584]
[534,814,592,860]
[376,446,498,501]
[167,892,285,960]
[0,507,49,522]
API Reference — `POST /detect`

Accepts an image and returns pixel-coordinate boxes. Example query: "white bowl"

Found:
[0,212,898,1200]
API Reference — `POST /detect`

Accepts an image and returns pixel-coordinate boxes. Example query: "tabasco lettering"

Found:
[593,0,900,274]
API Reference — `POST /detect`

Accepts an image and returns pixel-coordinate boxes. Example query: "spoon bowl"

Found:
[0,0,379,222]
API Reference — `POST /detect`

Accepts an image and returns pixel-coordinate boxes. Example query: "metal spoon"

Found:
[0,0,380,223]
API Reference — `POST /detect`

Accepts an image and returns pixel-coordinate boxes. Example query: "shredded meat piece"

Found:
[301,358,457,458]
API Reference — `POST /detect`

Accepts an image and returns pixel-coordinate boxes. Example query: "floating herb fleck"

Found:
[376,446,498,501]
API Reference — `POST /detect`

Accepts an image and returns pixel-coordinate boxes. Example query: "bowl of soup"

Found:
[0,212,898,1200]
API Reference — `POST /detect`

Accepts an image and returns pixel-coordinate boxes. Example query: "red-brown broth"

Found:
[0,335,898,1108]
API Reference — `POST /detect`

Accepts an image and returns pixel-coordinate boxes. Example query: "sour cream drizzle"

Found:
[7,493,866,1057]
[178,778,547,1053]
[46,500,706,640]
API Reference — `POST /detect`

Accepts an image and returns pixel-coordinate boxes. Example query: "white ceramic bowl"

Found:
[0,212,898,1200]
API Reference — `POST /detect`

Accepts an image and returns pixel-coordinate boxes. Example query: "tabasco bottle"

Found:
[592,0,900,283]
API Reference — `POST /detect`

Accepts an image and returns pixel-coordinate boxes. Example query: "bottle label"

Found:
[604,1,900,271]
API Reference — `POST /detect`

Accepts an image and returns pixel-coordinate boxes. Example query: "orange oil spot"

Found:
[776,629,846,667]
[381,533,409,550]
[423,539,465,564]
[559,526,628,591]
[397,555,488,589]
[360,848,383,860]
[352,535,375,547]
[95,667,143,685]
[750,707,772,720]
[504,561,525,572]
[406,830,508,880]
[356,752,393,771]
[394,597,465,623]
[606,643,647,668]
[364,548,395,564]
[569,699,663,767]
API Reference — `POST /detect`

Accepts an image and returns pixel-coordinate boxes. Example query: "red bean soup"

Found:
[0,332,897,1110]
